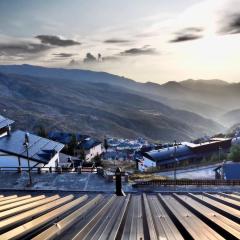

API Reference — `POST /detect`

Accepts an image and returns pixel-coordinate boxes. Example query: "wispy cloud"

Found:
[104,38,132,44]
[120,46,157,56]
[36,35,81,46]
[220,14,240,34]
[102,55,119,62]
[169,27,203,43]
[0,42,51,56]
[52,53,76,58]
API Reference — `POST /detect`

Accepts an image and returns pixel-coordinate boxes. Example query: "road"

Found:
[155,163,221,179]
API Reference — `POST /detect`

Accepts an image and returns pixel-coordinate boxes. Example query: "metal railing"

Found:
[0,166,98,173]
[133,179,240,187]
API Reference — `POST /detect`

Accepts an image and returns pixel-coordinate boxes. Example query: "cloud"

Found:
[52,53,76,58]
[120,46,157,56]
[104,38,132,44]
[82,52,120,64]
[102,55,119,62]
[169,27,203,43]
[83,52,97,63]
[36,35,80,46]
[0,42,51,56]
[68,59,78,66]
[220,14,240,34]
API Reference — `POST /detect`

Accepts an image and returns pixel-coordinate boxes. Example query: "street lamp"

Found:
[222,160,226,180]
[218,146,222,163]
[174,158,179,181]
[23,132,32,186]
[173,141,177,181]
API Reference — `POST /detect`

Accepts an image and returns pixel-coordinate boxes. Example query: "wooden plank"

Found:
[121,195,144,240]
[203,193,240,209]
[189,194,240,220]
[148,195,184,240]
[136,195,144,240]
[0,195,88,240]
[0,195,45,212]
[219,193,240,202]
[159,194,224,240]
[0,195,74,232]
[233,192,240,196]
[0,196,18,203]
[107,195,130,240]
[88,197,126,240]
[130,195,144,240]
[32,195,103,240]
[174,194,240,240]
[143,194,158,240]
[0,195,31,206]
[230,194,240,201]
[0,195,59,220]
[121,195,133,240]
[71,195,116,240]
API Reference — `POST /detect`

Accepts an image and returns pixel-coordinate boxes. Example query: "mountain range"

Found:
[0,64,239,142]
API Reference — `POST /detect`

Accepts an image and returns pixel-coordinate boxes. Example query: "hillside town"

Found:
[1,114,240,182]
[2,0,240,239]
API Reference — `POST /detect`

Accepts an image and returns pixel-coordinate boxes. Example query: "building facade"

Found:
[140,138,240,171]
[0,115,64,170]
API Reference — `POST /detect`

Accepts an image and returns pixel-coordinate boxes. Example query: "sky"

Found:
[0,0,240,83]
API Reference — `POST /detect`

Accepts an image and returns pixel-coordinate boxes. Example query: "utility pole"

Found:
[23,133,32,186]
[174,140,177,181]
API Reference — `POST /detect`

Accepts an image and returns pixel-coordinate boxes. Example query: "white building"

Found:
[0,115,14,138]
[0,115,64,170]
[138,156,156,172]
[74,138,102,162]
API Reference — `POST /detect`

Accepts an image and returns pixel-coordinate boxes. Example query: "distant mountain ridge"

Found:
[0,64,226,141]
[221,109,240,127]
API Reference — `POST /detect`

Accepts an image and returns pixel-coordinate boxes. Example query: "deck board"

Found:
[0,192,239,240]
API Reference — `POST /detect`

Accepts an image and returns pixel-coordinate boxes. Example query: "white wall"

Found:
[86,144,102,161]
[0,151,59,170]
[44,153,59,168]
[0,132,7,138]
[138,156,156,172]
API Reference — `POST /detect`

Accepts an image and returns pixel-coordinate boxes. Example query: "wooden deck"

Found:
[0,192,239,239]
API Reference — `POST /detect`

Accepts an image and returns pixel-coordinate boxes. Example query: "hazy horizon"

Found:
[1,0,240,83]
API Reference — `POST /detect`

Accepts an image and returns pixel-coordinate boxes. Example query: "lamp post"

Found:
[218,146,222,163]
[222,160,226,180]
[173,141,177,181]
[23,132,32,186]
[218,146,225,180]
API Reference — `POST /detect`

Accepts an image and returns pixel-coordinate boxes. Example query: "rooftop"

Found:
[183,138,232,149]
[48,131,90,145]
[0,130,64,163]
[78,138,101,150]
[0,115,14,129]
[144,138,236,164]
[144,144,193,162]
[0,191,239,239]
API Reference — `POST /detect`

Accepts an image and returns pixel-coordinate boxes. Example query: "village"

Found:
[0,114,240,191]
